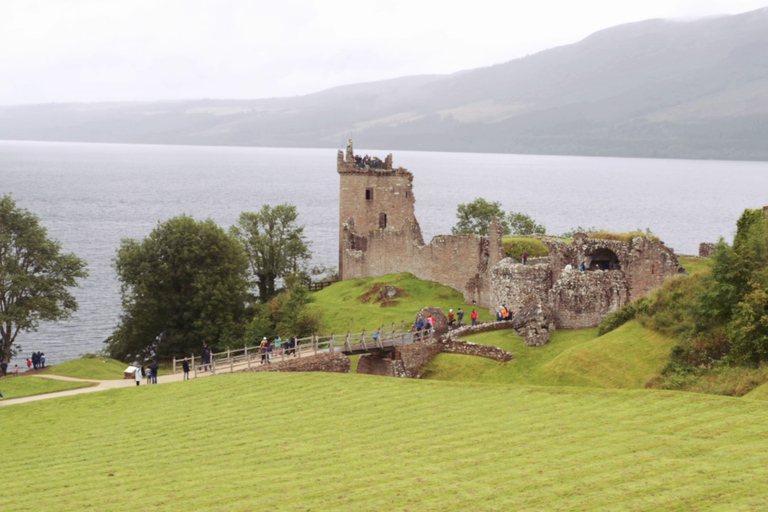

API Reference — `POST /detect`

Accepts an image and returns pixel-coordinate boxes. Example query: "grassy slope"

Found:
[43,358,128,380]
[3,372,768,511]
[309,272,493,334]
[677,256,712,277]
[423,321,674,389]
[542,321,676,388]
[0,376,94,399]
[744,381,768,401]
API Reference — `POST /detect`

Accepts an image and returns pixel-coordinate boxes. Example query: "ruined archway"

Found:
[585,248,621,271]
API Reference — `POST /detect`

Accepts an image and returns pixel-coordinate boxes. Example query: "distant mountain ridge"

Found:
[2,7,768,160]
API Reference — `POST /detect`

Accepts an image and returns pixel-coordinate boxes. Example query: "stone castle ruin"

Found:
[338,140,504,307]
[337,140,680,343]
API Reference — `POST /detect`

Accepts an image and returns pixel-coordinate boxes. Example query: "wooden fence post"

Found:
[329,334,335,353]
[173,357,177,374]
[192,354,197,379]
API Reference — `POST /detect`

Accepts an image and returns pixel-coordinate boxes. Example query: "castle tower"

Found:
[337,140,423,279]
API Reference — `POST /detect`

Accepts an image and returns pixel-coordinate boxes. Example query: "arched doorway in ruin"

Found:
[585,248,621,271]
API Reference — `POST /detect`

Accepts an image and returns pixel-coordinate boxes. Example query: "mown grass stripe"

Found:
[5,372,768,511]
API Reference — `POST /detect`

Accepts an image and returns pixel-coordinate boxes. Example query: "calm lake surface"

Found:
[1,140,767,367]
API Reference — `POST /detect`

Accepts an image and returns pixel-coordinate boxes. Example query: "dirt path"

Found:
[0,353,307,407]
[0,368,210,407]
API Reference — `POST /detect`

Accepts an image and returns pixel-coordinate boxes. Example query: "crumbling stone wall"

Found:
[436,340,514,361]
[490,260,552,311]
[239,353,350,374]
[549,271,628,329]
[699,243,716,258]
[491,233,679,330]
[356,338,513,378]
[443,320,518,341]
[508,295,555,346]
[338,140,504,307]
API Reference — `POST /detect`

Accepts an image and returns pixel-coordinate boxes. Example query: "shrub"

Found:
[502,238,549,259]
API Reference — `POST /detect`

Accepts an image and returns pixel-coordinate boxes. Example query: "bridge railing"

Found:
[173,321,417,376]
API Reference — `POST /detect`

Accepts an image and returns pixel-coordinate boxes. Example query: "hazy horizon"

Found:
[3,0,768,107]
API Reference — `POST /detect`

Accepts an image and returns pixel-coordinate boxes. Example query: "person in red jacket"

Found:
[471,309,479,326]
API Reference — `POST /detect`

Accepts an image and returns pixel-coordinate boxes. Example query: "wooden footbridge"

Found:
[173,322,433,378]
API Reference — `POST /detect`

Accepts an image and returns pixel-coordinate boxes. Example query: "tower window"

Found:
[405,191,410,198]
[366,188,373,201]
[379,213,387,229]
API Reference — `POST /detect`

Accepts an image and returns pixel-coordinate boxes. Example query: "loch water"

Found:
[1,140,767,367]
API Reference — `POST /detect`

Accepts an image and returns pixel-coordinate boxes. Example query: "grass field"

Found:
[3,371,768,511]
[0,375,94,399]
[423,321,674,389]
[677,256,712,277]
[43,357,128,380]
[744,380,768,401]
[309,272,493,334]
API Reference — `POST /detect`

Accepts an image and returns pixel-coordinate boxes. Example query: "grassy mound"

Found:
[744,378,768,400]
[423,321,673,389]
[309,273,493,334]
[4,372,768,510]
[588,230,660,242]
[0,376,94,400]
[43,357,128,380]
[542,321,676,388]
[502,237,549,259]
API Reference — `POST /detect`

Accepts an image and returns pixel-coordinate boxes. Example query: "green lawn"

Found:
[43,357,129,380]
[309,272,493,334]
[423,321,674,389]
[0,375,94,399]
[677,256,712,277]
[3,372,768,510]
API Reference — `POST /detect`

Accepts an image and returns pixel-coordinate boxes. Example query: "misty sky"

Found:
[2,0,767,106]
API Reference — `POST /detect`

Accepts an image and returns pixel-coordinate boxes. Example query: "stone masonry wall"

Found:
[490,259,552,314]
[443,320,518,341]
[356,353,405,377]
[239,353,350,374]
[338,140,504,308]
[356,339,513,378]
[435,340,514,362]
[549,270,629,329]
[699,243,716,258]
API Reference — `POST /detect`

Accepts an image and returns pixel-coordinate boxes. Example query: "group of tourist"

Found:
[354,154,383,169]
[26,351,46,370]
[496,304,514,322]
[259,335,298,364]
[132,361,159,386]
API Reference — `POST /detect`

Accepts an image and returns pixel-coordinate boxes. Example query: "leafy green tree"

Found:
[231,204,311,302]
[108,215,249,362]
[729,284,768,366]
[451,198,510,235]
[241,276,321,346]
[0,196,88,362]
[507,211,546,235]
